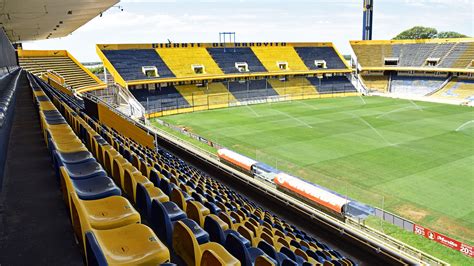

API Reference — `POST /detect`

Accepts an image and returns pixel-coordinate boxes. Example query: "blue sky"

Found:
[23,0,473,62]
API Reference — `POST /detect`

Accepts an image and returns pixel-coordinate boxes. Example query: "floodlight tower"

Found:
[362,0,374,40]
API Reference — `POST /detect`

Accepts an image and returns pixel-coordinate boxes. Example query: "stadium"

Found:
[0,0,473,265]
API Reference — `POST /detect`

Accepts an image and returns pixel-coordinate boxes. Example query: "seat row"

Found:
[30,73,244,265]
[0,68,21,128]
[28,74,173,265]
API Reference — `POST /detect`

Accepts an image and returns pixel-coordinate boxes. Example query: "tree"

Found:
[393,26,438,40]
[392,26,469,40]
[436,31,468,39]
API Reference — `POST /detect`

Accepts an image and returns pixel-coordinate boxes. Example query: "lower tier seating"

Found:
[361,75,388,93]
[226,80,279,101]
[432,78,474,102]
[31,71,357,266]
[130,85,190,112]
[307,76,357,94]
[390,76,446,96]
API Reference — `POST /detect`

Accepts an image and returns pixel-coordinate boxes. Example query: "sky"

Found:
[23,0,474,62]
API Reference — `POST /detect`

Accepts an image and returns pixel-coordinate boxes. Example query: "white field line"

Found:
[297,100,319,110]
[273,109,313,128]
[376,106,414,119]
[346,112,395,146]
[245,104,261,117]
[455,120,474,131]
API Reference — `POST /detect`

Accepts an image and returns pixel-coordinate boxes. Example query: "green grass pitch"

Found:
[152,96,474,250]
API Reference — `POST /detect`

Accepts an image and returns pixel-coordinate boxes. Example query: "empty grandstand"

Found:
[351,38,474,104]
[97,42,356,116]
[1,0,473,265]
[18,50,106,93]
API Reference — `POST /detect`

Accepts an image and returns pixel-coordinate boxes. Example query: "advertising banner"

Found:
[414,224,473,257]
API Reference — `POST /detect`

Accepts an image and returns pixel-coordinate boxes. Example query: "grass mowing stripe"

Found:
[155,96,474,262]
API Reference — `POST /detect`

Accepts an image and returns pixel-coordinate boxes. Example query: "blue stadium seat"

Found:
[150,200,187,246]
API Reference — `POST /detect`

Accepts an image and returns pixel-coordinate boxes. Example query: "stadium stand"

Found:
[102,49,175,81]
[432,78,474,102]
[207,47,268,74]
[130,85,190,111]
[294,47,348,70]
[361,75,389,92]
[267,77,318,100]
[28,69,359,265]
[390,76,446,96]
[439,42,474,68]
[307,76,357,94]
[250,46,309,72]
[18,50,104,91]
[351,38,474,69]
[226,79,279,101]
[175,82,237,110]
[156,47,224,77]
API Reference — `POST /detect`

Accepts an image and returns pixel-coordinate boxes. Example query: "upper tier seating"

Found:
[226,80,279,101]
[390,76,446,96]
[130,86,190,111]
[19,56,99,89]
[352,40,474,69]
[157,48,224,77]
[439,42,474,68]
[207,48,268,74]
[102,49,175,81]
[351,44,392,68]
[294,47,347,70]
[37,68,354,265]
[251,47,309,72]
[392,43,437,67]
[307,76,357,94]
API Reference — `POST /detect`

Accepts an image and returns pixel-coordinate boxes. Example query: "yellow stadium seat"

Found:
[200,249,240,266]
[186,200,211,227]
[85,223,170,265]
[172,220,240,266]
[255,255,276,266]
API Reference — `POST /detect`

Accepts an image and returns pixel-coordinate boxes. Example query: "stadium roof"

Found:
[0,0,119,42]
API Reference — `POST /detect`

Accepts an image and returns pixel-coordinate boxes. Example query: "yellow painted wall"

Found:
[97,103,155,149]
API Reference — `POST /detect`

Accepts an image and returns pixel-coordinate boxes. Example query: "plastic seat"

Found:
[225,232,268,266]
[122,166,153,203]
[150,200,187,246]
[55,150,94,164]
[77,195,141,230]
[63,160,107,180]
[85,224,170,265]
[67,186,170,265]
[172,220,240,266]
[136,183,169,218]
[71,175,121,200]
[186,200,210,227]
[258,240,290,265]
[204,201,221,215]
[255,255,277,266]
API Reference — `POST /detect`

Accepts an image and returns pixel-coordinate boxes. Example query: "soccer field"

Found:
[153,96,474,244]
